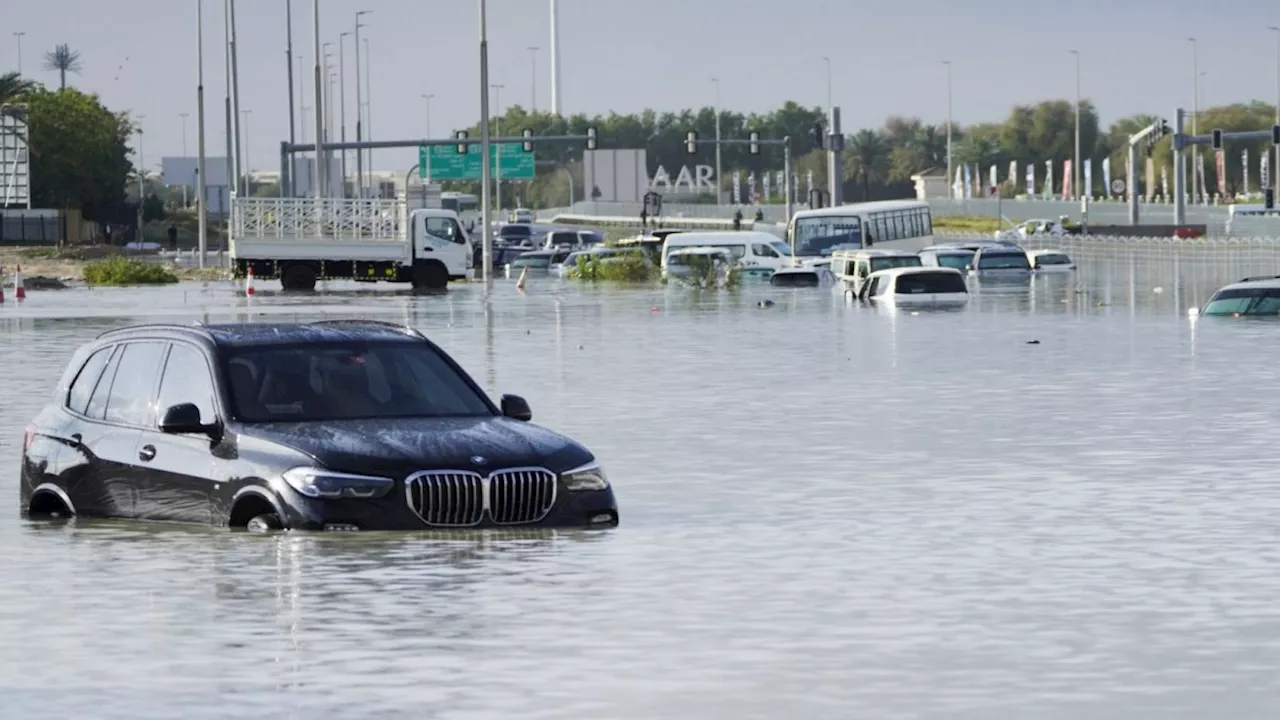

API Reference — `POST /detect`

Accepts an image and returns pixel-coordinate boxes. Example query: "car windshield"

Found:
[793,216,862,256]
[510,254,552,268]
[769,241,793,256]
[935,252,973,270]
[223,342,493,422]
[976,251,1031,270]
[771,271,821,287]
[870,256,923,272]
[1201,288,1280,316]
[1036,253,1072,266]
[499,225,531,239]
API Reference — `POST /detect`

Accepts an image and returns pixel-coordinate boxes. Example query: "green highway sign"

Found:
[418,143,535,181]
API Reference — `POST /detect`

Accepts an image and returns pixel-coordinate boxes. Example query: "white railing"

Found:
[233,197,407,241]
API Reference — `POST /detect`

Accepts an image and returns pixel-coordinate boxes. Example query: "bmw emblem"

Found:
[470,455,487,466]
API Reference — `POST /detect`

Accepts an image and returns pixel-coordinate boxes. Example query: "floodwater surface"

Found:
[2,262,1279,719]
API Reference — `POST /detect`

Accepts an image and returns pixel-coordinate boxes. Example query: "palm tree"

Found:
[844,129,890,201]
[43,44,83,90]
[0,72,37,105]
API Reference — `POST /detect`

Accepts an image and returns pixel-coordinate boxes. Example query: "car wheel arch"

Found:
[28,483,76,517]
[228,485,285,528]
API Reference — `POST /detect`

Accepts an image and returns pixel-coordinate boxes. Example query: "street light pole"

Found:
[136,117,146,243]
[179,112,191,207]
[241,109,251,191]
[312,0,323,199]
[479,0,493,281]
[821,56,831,111]
[420,94,433,138]
[13,32,24,75]
[1070,49,1081,200]
[943,60,952,199]
[323,42,333,195]
[196,0,208,267]
[1189,37,1199,204]
[339,32,351,197]
[1270,26,1280,193]
[712,77,721,206]
[492,83,504,211]
[528,46,539,112]
[364,37,372,193]
[354,9,370,198]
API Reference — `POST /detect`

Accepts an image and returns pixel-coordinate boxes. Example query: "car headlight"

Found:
[561,461,609,492]
[281,467,395,499]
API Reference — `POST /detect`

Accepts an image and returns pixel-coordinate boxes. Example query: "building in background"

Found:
[161,156,231,217]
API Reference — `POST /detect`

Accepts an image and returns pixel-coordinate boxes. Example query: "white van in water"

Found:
[829,249,923,296]
[660,231,793,276]
[857,267,969,307]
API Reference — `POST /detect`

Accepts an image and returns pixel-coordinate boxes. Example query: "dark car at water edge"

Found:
[20,320,619,532]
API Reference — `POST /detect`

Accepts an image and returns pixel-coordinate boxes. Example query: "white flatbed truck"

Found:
[230,196,473,291]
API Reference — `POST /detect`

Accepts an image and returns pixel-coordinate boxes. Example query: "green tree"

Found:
[142,192,166,222]
[843,129,890,201]
[0,72,39,104]
[43,44,83,90]
[20,87,132,222]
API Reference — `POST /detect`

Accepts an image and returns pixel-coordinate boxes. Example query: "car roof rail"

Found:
[307,318,426,339]
[1238,275,1280,283]
[95,322,213,340]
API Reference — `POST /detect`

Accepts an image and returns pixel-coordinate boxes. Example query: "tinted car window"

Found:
[510,254,551,269]
[1202,288,1280,316]
[935,252,973,270]
[103,342,168,426]
[67,346,115,415]
[896,272,968,294]
[156,343,217,424]
[499,225,531,240]
[870,256,923,273]
[224,342,493,422]
[85,347,123,420]
[770,271,819,288]
[976,251,1031,270]
[1035,253,1072,266]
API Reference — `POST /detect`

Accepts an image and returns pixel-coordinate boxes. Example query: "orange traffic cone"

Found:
[14,264,25,301]
[515,266,528,291]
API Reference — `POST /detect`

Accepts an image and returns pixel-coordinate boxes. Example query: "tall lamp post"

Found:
[479,0,493,281]
[1070,49,1081,200]
[1270,26,1280,192]
[240,109,252,192]
[196,0,208,267]
[354,9,370,198]
[491,83,504,211]
[1189,37,1199,203]
[180,112,191,207]
[13,32,25,75]
[339,31,351,197]
[712,77,722,206]
[821,56,831,110]
[528,46,539,112]
[943,60,953,199]
[420,94,434,138]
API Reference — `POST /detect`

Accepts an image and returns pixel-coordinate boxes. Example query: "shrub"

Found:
[568,251,658,282]
[82,256,180,285]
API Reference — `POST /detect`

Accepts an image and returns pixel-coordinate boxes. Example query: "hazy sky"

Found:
[2,0,1276,173]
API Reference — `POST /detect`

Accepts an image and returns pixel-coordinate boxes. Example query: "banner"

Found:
[1161,165,1169,200]
[1025,163,1035,196]
[1103,157,1112,198]
[1264,154,1271,191]
[1061,159,1073,200]
[805,170,813,198]
[775,171,785,201]
[747,172,756,205]
[732,171,741,205]
[1145,158,1155,201]
[1215,149,1226,198]
[1043,160,1053,199]
[1201,154,1208,201]
[1008,160,1017,190]
[762,172,771,202]
[1084,159,1093,199]
[988,165,997,195]
[954,166,963,200]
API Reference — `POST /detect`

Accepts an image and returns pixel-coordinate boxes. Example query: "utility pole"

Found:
[1070,49,1081,200]
[323,42,334,196]
[180,112,191,206]
[712,77,722,206]
[354,9,370,198]
[1189,37,1199,204]
[479,0,493,280]
[241,109,251,192]
[339,32,351,197]
[528,46,539,111]
[285,0,295,196]
[822,56,831,110]
[312,0,323,199]
[943,60,952,199]
[196,0,208,267]
[364,37,373,194]
[229,0,243,197]
[549,0,561,114]
[13,32,24,75]
[136,118,146,243]
[421,94,433,138]
[223,0,234,206]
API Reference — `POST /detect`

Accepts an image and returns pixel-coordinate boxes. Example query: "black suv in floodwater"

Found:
[20,320,618,532]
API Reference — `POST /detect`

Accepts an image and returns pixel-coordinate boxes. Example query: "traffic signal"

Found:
[1159,119,1171,136]
[585,126,597,150]
[1272,124,1280,145]
[455,130,469,154]
[748,131,760,155]
[521,128,534,153]
[686,130,698,154]
[1267,187,1276,210]
[1212,128,1223,150]
[812,123,825,150]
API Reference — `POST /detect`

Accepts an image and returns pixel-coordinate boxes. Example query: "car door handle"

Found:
[68,433,81,447]
[138,445,157,462]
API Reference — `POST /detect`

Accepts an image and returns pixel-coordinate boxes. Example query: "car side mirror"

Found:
[500,394,533,422]
[159,402,217,437]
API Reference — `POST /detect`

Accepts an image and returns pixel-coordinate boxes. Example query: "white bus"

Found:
[786,200,935,259]
[440,192,480,228]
